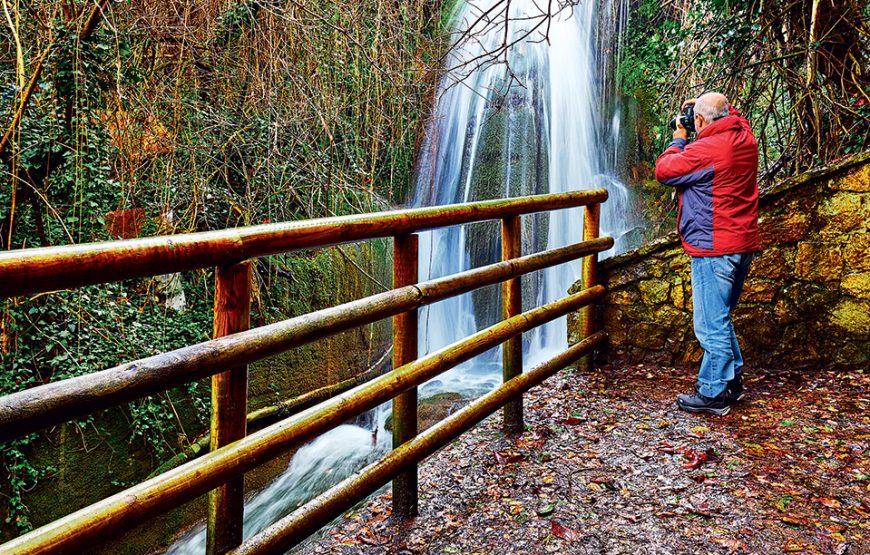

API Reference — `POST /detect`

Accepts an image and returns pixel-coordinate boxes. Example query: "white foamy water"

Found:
[166,409,391,554]
[167,2,636,552]
[415,0,638,387]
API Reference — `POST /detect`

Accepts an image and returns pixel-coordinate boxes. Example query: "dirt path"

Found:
[298,365,870,554]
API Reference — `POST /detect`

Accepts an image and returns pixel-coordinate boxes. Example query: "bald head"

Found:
[694,92,730,131]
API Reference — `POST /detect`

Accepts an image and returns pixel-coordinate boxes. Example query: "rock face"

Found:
[569,151,870,370]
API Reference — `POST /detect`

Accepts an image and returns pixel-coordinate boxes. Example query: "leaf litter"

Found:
[299,364,869,554]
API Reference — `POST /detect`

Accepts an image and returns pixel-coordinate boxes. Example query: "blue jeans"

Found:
[690,253,755,397]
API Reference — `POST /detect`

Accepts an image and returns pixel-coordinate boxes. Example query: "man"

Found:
[655,92,760,416]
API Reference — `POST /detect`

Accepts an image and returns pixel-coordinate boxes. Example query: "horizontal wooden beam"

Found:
[0,189,607,298]
[0,286,605,555]
[0,237,612,442]
[232,331,608,554]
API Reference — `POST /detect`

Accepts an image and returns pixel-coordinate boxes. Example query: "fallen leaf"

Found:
[817,496,842,509]
[713,537,748,553]
[357,527,388,546]
[682,448,716,469]
[781,513,810,526]
[551,520,582,541]
[776,495,794,512]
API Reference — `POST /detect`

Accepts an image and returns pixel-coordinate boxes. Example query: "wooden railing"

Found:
[0,190,611,555]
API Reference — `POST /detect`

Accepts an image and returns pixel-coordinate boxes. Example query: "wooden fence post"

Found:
[579,204,600,371]
[501,216,523,435]
[207,261,252,555]
[392,234,419,518]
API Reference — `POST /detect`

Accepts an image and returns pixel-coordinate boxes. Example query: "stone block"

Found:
[606,288,639,305]
[830,163,870,192]
[829,299,870,339]
[631,322,668,350]
[843,232,870,271]
[668,254,690,272]
[795,242,843,282]
[818,192,866,234]
[780,323,823,366]
[654,304,691,329]
[733,307,783,347]
[741,279,778,303]
[773,281,839,324]
[670,278,690,309]
[841,273,870,299]
[759,211,811,248]
[677,341,703,364]
[605,265,643,289]
[750,247,793,280]
[833,340,870,366]
[638,279,671,305]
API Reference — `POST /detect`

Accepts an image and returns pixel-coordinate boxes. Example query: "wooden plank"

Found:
[391,234,419,518]
[501,216,523,435]
[208,261,252,555]
[0,190,608,298]
[578,203,601,371]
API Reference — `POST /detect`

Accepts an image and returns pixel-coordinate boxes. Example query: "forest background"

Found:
[0,0,867,542]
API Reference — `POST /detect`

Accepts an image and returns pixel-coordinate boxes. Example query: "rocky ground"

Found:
[298,364,870,555]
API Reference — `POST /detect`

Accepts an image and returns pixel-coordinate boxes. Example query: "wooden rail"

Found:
[0,190,610,555]
[0,189,607,298]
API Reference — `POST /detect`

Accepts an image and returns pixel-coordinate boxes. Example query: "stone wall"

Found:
[569,151,870,370]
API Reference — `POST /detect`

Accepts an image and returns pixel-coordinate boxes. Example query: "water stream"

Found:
[167,1,636,552]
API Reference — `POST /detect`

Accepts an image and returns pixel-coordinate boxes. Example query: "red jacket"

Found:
[654,107,760,257]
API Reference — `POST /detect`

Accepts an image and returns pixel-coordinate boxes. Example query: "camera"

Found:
[669,104,696,133]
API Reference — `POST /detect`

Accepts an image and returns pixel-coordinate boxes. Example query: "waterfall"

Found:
[166,408,392,554]
[166,1,635,552]
[416,0,638,394]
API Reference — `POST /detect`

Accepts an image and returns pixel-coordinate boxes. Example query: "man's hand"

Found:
[681,98,697,111]
[673,117,688,140]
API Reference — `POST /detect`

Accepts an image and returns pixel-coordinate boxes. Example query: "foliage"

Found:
[0,276,212,532]
[619,0,870,183]
[0,0,446,535]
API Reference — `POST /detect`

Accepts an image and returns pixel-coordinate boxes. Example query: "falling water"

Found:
[417,0,638,394]
[167,1,636,552]
[166,410,392,554]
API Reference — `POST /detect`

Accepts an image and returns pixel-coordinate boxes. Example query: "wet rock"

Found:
[843,232,870,270]
[829,299,870,339]
[638,279,670,305]
[384,392,469,433]
[795,242,843,282]
[631,322,668,350]
[818,192,866,233]
[741,279,777,303]
[750,247,792,279]
[840,272,870,299]
[759,210,811,247]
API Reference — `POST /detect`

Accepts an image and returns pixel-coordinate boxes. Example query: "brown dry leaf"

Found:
[357,527,389,546]
[713,537,748,553]
[780,513,811,526]
[817,496,842,509]
[551,520,582,541]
